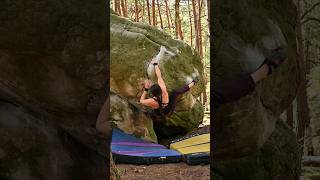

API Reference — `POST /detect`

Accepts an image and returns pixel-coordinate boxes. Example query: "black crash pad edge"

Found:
[112,153,182,165]
[183,152,210,165]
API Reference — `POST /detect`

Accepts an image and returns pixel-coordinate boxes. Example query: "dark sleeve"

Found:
[213,73,256,108]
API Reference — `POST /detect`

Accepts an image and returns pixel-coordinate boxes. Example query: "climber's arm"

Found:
[140,91,157,107]
[139,80,157,107]
[140,90,148,102]
[154,65,169,102]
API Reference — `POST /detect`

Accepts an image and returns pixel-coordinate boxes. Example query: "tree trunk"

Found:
[175,0,183,39]
[115,0,121,15]
[192,0,199,52]
[120,0,128,17]
[134,0,139,21]
[146,0,151,24]
[174,0,179,38]
[168,1,174,32]
[157,0,163,29]
[296,0,310,151]
[198,0,203,58]
[207,0,210,34]
[306,28,311,75]
[164,0,171,31]
[125,0,128,16]
[142,0,145,22]
[152,0,157,26]
[188,0,193,47]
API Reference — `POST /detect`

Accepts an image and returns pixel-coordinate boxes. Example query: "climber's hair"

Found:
[150,84,162,108]
[151,84,162,97]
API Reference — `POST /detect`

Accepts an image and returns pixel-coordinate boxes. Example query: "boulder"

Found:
[213,120,301,180]
[0,0,108,179]
[110,93,157,142]
[213,0,300,159]
[110,13,205,140]
[0,102,106,180]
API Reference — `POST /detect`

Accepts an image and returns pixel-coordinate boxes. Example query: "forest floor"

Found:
[300,165,320,180]
[116,163,210,180]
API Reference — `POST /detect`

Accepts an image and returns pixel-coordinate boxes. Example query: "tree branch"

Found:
[301,17,320,25]
[301,2,320,20]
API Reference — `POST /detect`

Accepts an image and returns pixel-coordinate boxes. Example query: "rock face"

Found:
[110,13,205,140]
[0,1,108,179]
[213,0,299,158]
[110,93,157,142]
[0,102,106,180]
[213,0,301,179]
[213,120,301,180]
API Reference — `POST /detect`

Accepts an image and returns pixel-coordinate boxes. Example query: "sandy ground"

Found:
[116,163,210,180]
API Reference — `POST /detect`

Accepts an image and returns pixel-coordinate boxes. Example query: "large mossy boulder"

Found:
[110,13,205,140]
[213,0,299,158]
[213,0,301,179]
[0,0,108,179]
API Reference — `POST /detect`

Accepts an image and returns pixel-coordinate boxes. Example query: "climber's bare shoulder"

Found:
[140,98,159,109]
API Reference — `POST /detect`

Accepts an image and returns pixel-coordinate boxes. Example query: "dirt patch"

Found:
[116,163,210,180]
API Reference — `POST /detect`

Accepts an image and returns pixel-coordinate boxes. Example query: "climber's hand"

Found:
[150,59,158,65]
[144,80,151,89]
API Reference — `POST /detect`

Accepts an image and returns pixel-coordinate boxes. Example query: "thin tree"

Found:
[188,0,193,46]
[207,0,210,33]
[198,0,203,58]
[296,0,310,149]
[192,0,199,52]
[146,0,151,24]
[168,2,175,31]
[115,0,121,15]
[157,0,164,29]
[125,0,128,16]
[135,0,139,21]
[175,0,183,39]
[120,0,128,17]
[141,1,145,22]
[152,0,157,26]
[164,0,172,31]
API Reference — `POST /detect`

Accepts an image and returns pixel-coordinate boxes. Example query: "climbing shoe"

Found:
[262,47,287,74]
[192,76,200,85]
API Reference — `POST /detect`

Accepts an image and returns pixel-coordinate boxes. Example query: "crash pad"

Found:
[111,128,182,164]
[169,133,210,165]
[170,134,210,150]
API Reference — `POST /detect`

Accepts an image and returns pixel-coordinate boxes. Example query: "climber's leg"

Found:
[173,84,190,95]
[213,72,256,108]
[213,47,287,108]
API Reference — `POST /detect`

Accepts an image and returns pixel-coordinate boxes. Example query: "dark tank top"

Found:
[152,97,172,117]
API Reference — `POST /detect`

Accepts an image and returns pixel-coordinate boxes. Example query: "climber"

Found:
[213,47,287,109]
[139,59,199,119]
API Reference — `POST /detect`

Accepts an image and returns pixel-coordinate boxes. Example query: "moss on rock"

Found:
[110,13,205,139]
